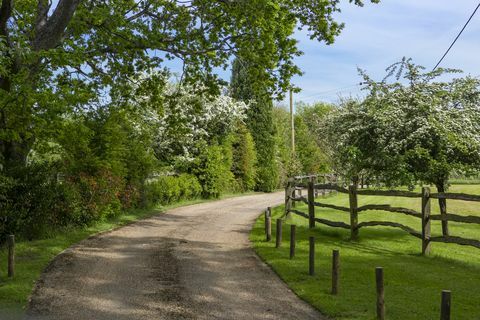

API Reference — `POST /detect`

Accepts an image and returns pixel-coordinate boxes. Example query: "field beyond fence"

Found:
[252,181,480,319]
[286,175,480,255]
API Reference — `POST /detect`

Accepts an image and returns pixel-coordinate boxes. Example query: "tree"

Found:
[0,0,379,173]
[326,59,480,235]
[230,58,279,191]
[231,123,257,192]
[295,102,332,174]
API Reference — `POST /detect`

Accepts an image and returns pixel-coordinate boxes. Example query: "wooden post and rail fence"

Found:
[286,176,480,254]
[267,206,453,319]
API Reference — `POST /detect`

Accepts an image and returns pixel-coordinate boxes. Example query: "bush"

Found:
[0,164,79,241]
[193,142,234,198]
[145,174,202,206]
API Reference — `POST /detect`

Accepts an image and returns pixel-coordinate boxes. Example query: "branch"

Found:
[33,0,81,50]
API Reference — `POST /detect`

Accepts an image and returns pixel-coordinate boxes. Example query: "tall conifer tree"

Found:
[230,59,279,192]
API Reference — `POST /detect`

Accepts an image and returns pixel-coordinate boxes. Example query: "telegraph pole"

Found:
[289,88,295,154]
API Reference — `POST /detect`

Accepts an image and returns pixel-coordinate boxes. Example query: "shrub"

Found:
[145,174,202,206]
[193,142,234,198]
[0,164,79,241]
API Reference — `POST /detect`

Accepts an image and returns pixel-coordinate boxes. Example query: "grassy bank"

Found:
[0,192,253,314]
[250,185,480,320]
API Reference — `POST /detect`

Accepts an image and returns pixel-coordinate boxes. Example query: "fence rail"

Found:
[286,176,480,254]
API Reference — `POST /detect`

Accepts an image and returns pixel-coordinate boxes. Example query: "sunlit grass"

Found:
[251,185,480,320]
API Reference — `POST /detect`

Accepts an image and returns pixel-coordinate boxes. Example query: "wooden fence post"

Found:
[441,290,451,320]
[275,219,282,248]
[309,236,315,276]
[308,181,315,229]
[421,187,431,255]
[290,225,296,259]
[331,249,339,295]
[266,216,271,242]
[285,179,293,215]
[376,267,385,320]
[349,185,359,240]
[8,234,15,277]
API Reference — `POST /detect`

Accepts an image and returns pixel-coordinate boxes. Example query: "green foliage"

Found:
[145,174,202,206]
[0,164,77,241]
[294,114,328,174]
[0,0,379,174]
[231,58,279,192]
[272,103,331,185]
[326,59,480,188]
[193,142,234,198]
[231,124,257,192]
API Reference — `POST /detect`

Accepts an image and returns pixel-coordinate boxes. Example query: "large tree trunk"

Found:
[436,181,449,237]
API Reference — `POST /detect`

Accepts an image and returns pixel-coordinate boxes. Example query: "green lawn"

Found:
[251,185,480,320]
[0,192,254,315]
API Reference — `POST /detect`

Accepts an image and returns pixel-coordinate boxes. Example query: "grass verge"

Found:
[0,192,254,314]
[250,185,480,320]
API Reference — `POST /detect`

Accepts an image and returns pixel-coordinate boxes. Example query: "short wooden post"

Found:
[441,290,451,320]
[275,219,282,248]
[312,176,318,197]
[308,181,315,229]
[285,179,293,215]
[309,236,315,276]
[8,234,15,277]
[348,185,359,240]
[266,216,272,242]
[376,267,385,320]
[422,187,431,255]
[331,249,339,295]
[290,225,296,259]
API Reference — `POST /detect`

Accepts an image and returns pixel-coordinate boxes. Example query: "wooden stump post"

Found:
[308,181,315,229]
[309,236,315,276]
[8,234,15,278]
[285,179,293,215]
[275,219,282,248]
[348,185,359,240]
[331,249,339,295]
[441,290,451,320]
[266,216,272,242]
[421,187,431,255]
[376,267,385,320]
[290,225,296,259]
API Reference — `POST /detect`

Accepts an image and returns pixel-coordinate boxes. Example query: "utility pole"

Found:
[289,88,295,154]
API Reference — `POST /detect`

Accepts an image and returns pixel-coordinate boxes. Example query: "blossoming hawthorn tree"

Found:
[152,81,248,166]
[326,59,480,235]
[0,0,379,173]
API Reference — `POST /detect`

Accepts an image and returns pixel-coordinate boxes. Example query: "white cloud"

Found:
[292,0,480,104]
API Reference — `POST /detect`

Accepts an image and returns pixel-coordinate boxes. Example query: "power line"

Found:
[296,83,361,101]
[433,1,480,71]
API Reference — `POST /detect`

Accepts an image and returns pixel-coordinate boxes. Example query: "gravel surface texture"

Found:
[25,192,324,319]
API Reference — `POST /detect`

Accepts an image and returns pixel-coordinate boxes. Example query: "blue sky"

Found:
[289,0,480,104]
[162,1,480,105]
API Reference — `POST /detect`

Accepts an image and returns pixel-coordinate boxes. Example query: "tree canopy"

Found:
[325,59,480,189]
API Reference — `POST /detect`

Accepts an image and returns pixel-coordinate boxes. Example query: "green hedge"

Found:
[145,174,202,206]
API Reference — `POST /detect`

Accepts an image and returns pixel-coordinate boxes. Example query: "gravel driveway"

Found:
[25,192,324,319]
